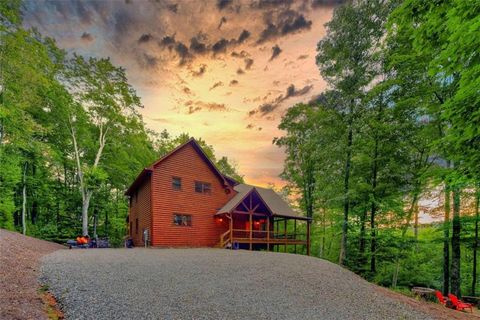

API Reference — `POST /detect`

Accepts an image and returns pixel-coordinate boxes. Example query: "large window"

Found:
[173,214,192,226]
[172,177,182,190]
[194,181,211,194]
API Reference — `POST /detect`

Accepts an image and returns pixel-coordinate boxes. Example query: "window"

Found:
[172,177,182,190]
[195,181,211,194]
[173,214,192,226]
[135,218,139,234]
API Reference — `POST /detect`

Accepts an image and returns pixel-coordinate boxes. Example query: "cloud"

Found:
[80,32,94,42]
[218,16,227,29]
[246,123,255,129]
[257,10,312,43]
[217,0,233,10]
[190,64,207,77]
[269,44,282,60]
[167,3,178,13]
[210,81,224,90]
[231,50,249,58]
[297,54,309,60]
[138,53,158,69]
[212,38,231,54]
[159,35,176,48]
[248,84,314,117]
[138,33,153,43]
[237,68,245,75]
[237,29,251,43]
[175,42,191,65]
[186,101,229,114]
[229,80,239,86]
[244,58,254,70]
[311,0,345,8]
[183,87,193,95]
[189,36,208,54]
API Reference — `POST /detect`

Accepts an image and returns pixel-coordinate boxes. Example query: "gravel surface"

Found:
[40,248,471,320]
[0,229,64,320]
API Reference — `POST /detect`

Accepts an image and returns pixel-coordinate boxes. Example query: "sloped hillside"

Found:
[0,229,63,319]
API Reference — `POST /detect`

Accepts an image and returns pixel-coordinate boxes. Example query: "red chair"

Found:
[448,294,474,313]
[435,291,447,306]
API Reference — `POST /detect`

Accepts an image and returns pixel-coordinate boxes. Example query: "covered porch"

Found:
[216,184,311,255]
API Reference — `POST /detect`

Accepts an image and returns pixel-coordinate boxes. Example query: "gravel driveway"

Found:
[41,249,438,320]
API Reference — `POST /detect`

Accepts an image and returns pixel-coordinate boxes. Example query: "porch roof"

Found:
[216,184,311,221]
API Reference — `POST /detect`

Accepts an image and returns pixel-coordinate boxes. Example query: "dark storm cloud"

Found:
[159,35,176,48]
[175,42,191,65]
[244,58,254,70]
[248,84,313,117]
[191,64,207,77]
[218,16,227,29]
[269,44,282,60]
[138,53,159,68]
[311,0,345,8]
[189,37,208,54]
[217,0,233,10]
[80,32,94,42]
[229,80,239,86]
[250,0,293,9]
[257,10,312,43]
[210,81,224,90]
[167,3,178,13]
[237,30,251,43]
[231,50,250,58]
[138,33,153,43]
[212,38,231,54]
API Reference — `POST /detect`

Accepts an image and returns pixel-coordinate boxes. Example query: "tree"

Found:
[64,55,142,236]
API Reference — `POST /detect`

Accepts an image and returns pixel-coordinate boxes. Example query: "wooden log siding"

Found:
[150,143,234,247]
[128,175,152,247]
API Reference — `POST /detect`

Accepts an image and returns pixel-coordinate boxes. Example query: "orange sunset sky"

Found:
[23,0,339,187]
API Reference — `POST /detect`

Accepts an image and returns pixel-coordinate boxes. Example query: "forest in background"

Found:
[1,0,478,299]
[275,0,479,297]
[0,1,243,246]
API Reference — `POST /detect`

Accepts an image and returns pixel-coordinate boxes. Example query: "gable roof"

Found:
[125,138,229,196]
[216,184,311,220]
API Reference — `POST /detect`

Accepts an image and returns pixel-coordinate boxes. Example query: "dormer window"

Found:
[172,177,182,190]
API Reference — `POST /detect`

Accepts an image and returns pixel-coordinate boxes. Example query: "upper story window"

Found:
[173,214,192,226]
[195,181,211,194]
[172,177,182,190]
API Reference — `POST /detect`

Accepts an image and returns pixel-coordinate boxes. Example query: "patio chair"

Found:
[448,294,474,313]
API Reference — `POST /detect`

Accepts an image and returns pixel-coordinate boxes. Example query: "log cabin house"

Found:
[125,138,311,254]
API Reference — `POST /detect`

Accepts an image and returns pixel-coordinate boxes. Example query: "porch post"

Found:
[284,219,287,253]
[306,219,311,256]
[294,219,297,254]
[249,211,253,250]
[229,213,233,249]
[267,216,270,251]
[275,218,279,252]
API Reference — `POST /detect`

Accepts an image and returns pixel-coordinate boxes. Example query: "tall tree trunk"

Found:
[472,187,479,296]
[413,202,419,240]
[339,107,354,265]
[443,183,451,295]
[451,185,461,297]
[82,191,92,236]
[370,138,379,274]
[359,206,367,267]
[21,162,27,235]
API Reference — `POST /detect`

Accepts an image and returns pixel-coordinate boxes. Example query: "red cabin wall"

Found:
[150,144,234,247]
[128,175,151,247]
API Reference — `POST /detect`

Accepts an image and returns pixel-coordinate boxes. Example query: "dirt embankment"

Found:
[0,229,63,320]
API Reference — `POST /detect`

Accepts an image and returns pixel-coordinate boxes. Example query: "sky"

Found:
[22,0,340,187]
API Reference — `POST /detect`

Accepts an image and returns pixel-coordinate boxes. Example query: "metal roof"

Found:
[216,184,311,220]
